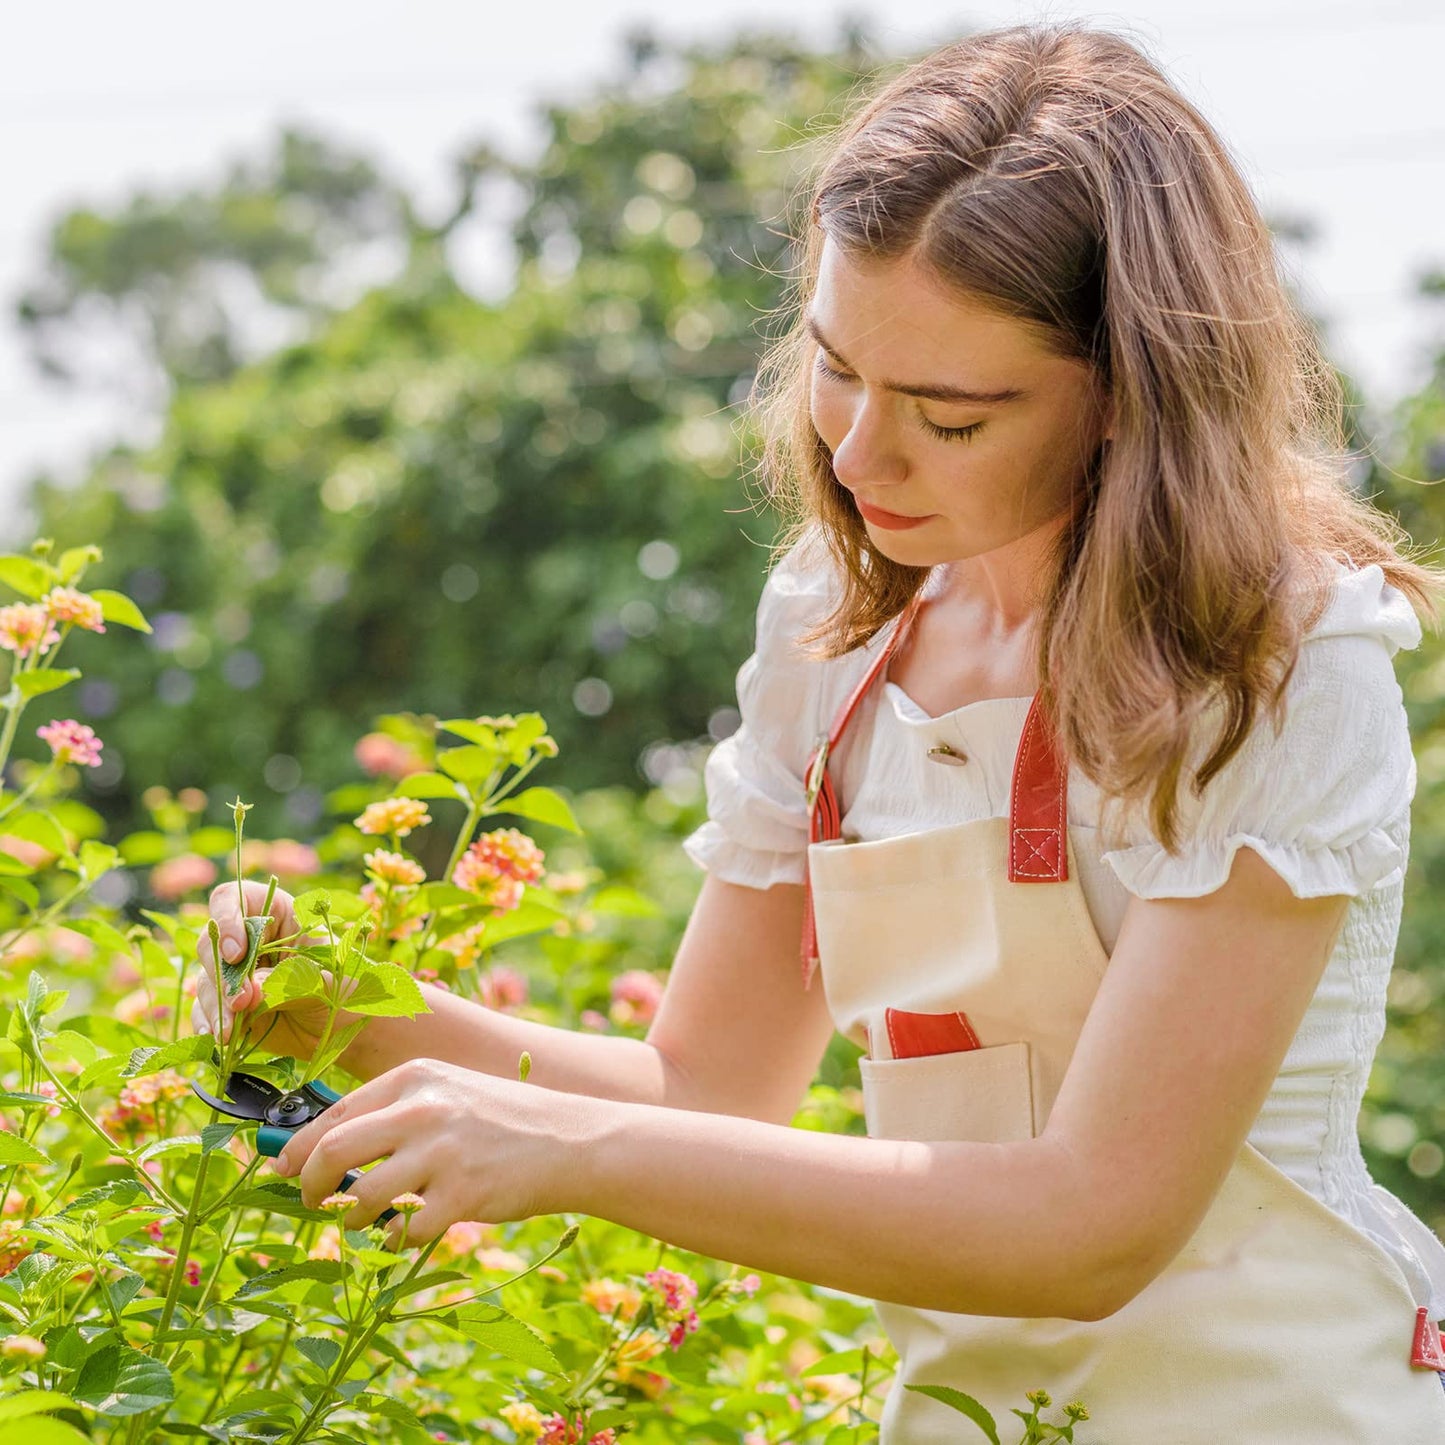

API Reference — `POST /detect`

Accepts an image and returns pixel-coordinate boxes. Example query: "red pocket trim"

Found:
[885,1008,982,1060]
[1412,1307,1445,1369]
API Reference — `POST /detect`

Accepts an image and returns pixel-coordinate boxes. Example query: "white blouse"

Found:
[684,533,1445,1319]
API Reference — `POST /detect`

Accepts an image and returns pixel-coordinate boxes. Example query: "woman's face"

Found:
[807,238,1112,568]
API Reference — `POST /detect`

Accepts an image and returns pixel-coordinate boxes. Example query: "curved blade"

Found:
[189,1078,259,1122]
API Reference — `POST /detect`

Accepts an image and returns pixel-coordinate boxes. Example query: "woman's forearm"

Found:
[336,983,700,1112]
[572,1096,1121,1322]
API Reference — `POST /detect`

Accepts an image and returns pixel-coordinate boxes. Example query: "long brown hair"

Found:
[749,21,1445,852]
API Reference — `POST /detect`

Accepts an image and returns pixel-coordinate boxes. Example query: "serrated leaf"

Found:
[73,1343,174,1416]
[487,786,580,834]
[904,1385,999,1442]
[124,1034,216,1078]
[137,1136,202,1165]
[291,890,332,930]
[293,1336,341,1372]
[342,960,428,1018]
[89,590,151,633]
[201,1123,241,1154]
[232,1260,342,1299]
[436,745,499,785]
[221,916,268,998]
[260,954,325,1009]
[76,1053,128,1092]
[0,1133,51,1168]
[13,669,81,702]
[444,1304,560,1373]
[472,898,563,949]
[800,1346,865,1378]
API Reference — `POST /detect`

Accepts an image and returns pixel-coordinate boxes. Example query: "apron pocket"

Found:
[859,1039,1035,1144]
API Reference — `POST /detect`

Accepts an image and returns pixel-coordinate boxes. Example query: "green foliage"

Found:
[17,27,888,840]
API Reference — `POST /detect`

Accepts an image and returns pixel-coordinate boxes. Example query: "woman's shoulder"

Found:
[1299,555,1423,657]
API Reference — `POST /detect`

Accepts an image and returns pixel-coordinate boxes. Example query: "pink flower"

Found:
[478,966,528,1011]
[454,828,545,886]
[354,731,428,780]
[184,1260,202,1286]
[36,719,103,767]
[609,969,664,1027]
[579,1009,610,1031]
[266,839,322,878]
[451,853,525,913]
[149,852,218,901]
[0,604,59,659]
[643,1267,698,1312]
[666,1312,699,1350]
[42,587,106,634]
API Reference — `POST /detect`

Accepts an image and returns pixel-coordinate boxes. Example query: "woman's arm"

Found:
[281,846,1345,1321]
[338,874,835,1125]
[561,847,1348,1321]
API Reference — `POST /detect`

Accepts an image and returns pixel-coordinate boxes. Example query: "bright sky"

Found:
[3,0,1442,528]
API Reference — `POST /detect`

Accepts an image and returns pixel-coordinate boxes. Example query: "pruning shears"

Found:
[191,1070,397,1224]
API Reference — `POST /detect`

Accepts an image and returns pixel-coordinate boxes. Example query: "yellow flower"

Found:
[363,849,426,886]
[499,1400,544,1435]
[355,798,432,837]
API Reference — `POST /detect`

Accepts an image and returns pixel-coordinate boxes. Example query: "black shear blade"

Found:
[190,1070,281,1122]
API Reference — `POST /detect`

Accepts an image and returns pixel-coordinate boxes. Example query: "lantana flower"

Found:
[643,1267,701,1351]
[42,586,106,634]
[0,604,59,659]
[452,828,544,912]
[36,718,104,768]
[581,1277,642,1321]
[364,849,426,888]
[609,969,663,1027]
[355,797,432,838]
[353,731,427,780]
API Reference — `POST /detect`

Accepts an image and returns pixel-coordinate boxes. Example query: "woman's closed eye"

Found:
[813,355,986,443]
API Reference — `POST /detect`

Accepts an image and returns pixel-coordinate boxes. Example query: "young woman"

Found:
[194,23,1445,1441]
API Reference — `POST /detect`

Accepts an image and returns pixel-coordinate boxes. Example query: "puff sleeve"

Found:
[1102,562,1424,901]
[681,538,842,889]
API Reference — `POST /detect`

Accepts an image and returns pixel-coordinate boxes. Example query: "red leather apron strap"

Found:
[799,594,1071,989]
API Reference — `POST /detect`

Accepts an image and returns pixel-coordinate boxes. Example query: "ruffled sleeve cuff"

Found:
[681,820,807,889]
[1103,829,1406,902]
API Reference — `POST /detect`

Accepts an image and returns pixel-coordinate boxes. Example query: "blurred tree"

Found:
[16,23,883,833]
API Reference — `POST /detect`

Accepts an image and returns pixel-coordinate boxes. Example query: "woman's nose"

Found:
[828,402,908,489]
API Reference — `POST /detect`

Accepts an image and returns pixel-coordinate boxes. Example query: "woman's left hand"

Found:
[272,1057,592,1245]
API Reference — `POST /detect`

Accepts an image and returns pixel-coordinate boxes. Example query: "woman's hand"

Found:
[191,878,349,1062]
[271,1057,594,1244]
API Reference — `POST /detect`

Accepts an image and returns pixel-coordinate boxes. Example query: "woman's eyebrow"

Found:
[804,313,1029,405]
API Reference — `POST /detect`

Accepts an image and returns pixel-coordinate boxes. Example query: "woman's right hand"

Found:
[191,879,339,1062]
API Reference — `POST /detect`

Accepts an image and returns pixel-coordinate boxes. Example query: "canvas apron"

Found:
[800,597,1445,1444]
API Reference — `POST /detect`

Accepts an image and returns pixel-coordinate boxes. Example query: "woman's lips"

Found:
[855,498,935,530]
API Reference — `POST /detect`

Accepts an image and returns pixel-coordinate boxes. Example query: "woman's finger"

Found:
[292,1109,407,1210]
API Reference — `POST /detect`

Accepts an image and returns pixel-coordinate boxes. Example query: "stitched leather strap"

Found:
[800,595,924,989]
[798,595,1071,990]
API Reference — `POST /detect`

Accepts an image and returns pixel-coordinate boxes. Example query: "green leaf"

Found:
[136,1136,202,1165]
[0,878,39,909]
[2,814,70,855]
[220,915,268,998]
[444,1304,561,1374]
[416,882,476,911]
[472,898,562,949]
[342,960,427,1018]
[14,669,80,701]
[390,771,463,801]
[487,786,581,834]
[0,1391,79,1421]
[232,1260,343,1299]
[56,546,101,584]
[0,556,55,600]
[201,1123,240,1154]
[116,831,170,866]
[904,1385,1000,1442]
[76,840,119,879]
[76,1053,128,1092]
[73,1343,175,1416]
[0,1419,91,1445]
[89,590,152,634]
[800,1346,865,1377]
[291,889,332,930]
[436,745,499,785]
[294,1336,341,1372]
[260,954,325,1009]
[123,1034,215,1078]
[0,1134,51,1168]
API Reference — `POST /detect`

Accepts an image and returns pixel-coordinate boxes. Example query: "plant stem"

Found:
[153,1148,214,1345]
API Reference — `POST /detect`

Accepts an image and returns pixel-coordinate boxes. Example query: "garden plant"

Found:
[0,537,1095,1442]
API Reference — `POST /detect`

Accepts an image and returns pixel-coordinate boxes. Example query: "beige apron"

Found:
[800,597,1445,1444]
